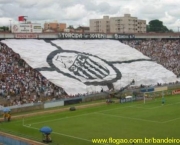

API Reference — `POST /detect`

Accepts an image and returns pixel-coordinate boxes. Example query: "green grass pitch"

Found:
[0,95,180,145]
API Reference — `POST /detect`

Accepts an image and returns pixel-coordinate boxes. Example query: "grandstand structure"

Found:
[1,31,180,144]
[0,30,180,98]
[1,33,180,94]
[0,31,180,39]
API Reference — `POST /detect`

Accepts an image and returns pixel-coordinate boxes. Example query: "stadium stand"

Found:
[0,42,102,107]
[1,39,180,107]
[0,43,66,106]
[122,39,180,78]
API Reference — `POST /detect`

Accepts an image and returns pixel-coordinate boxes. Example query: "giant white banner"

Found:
[2,39,179,95]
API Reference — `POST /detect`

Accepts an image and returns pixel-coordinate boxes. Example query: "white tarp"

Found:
[2,39,180,95]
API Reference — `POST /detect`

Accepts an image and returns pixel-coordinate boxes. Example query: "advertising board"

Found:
[172,89,180,95]
[12,23,42,33]
[15,34,38,38]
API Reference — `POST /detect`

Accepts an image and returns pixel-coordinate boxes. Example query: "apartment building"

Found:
[44,22,66,32]
[90,16,110,33]
[90,14,146,33]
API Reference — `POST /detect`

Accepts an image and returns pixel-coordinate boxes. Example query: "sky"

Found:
[0,0,180,31]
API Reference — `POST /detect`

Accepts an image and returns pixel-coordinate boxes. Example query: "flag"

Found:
[18,16,27,21]
[18,16,25,21]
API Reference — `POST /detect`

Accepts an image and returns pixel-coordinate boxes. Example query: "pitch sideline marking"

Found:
[22,101,180,125]
[30,112,95,125]
[23,125,109,145]
[24,105,136,126]
[162,117,180,123]
[23,102,180,126]
[14,101,180,125]
[21,100,180,125]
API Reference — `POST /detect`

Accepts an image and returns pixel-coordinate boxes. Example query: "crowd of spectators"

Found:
[122,39,180,78]
[0,43,66,106]
[1,39,180,107]
[0,42,102,107]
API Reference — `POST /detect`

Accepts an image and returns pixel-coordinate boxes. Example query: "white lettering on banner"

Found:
[15,34,38,38]
[114,34,129,39]
[90,34,106,38]
[61,33,83,38]
[59,33,107,39]
[172,89,180,95]
[114,34,135,39]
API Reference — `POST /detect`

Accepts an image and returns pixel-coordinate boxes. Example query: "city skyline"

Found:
[0,0,180,31]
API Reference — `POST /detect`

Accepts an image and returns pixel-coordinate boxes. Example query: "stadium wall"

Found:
[1,85,180,114]
[82,92,109,102]
[44,100,64,109]
[0,103,44,113]
[0,32,180,39]
[139,84,180,98]
[0,131,45,145]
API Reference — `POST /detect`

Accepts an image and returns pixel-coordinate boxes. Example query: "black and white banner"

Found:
[59,33,107,39]
[2,39,179,95]
[114,34,135,39]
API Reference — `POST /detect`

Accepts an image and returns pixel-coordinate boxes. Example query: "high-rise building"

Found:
[90,16,110,33]
[90,14,146,33]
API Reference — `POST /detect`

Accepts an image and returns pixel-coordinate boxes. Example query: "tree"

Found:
[0,26,9,31]
[67,25,74,29]
[169,29,174,32]
[146,25,150,32]
[148,20,171,33]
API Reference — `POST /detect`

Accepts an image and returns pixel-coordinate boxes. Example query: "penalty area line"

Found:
[162,117,180,123]
[96,112,162,123]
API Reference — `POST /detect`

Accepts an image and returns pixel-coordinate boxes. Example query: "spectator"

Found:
[0,43,65,106]
[122,39,180,78]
